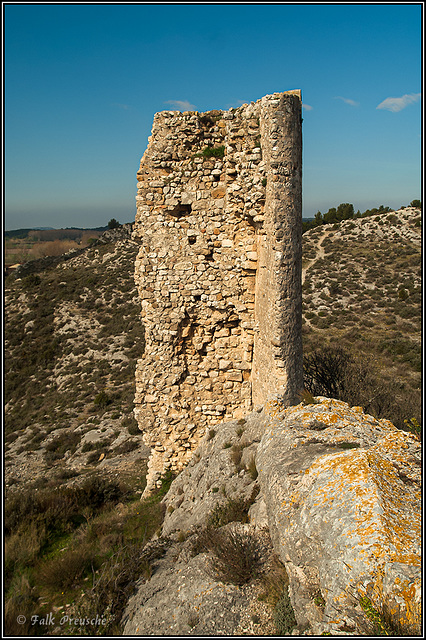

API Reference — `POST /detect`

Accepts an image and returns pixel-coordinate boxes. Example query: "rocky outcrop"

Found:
[257,396,421,635]
[123,398,421,636]
[97,222,134,244]
[122,525,276,637]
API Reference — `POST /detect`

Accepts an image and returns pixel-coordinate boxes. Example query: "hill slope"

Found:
[301,206,421,427]
[4,208,421,490]
[4,230,148,489]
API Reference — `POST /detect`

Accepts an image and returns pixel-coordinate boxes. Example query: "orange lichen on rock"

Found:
[257,397,421,635]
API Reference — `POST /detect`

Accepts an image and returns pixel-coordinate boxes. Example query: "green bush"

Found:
[122,416,140,435]
[113,440,139,455]
[410,199,421,209]
[246,455,258,480]
[94,390,112,408]
[39,545,94,591]
[43,430,82,462]
[199,145,225,159]
[273,587,297,634]
[22,273,41,288]
[73,543,152,634]
[304,345,421,433]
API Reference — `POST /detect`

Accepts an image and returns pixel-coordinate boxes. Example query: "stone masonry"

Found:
[133,91,303,490]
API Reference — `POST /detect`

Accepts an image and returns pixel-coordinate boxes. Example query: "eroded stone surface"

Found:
[161,409,265,537]
[123,399,420,635]
[122,525,276,637]
[257,397,421,634]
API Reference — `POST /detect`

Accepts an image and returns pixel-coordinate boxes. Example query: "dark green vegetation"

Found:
[4,233,151,636]
[194,145,226,159]
[190,495,297,633]
[207,526,262,586]
[5,227,108,241]
[4,468,172,636]
[302,200,421,233]
[258,555,297,635]
[302,208,421,433]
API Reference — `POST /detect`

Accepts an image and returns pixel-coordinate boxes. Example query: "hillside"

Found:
[4,208,421,490]
[4,207,421,636]
[4,228,149,490]
[301,206,421,427]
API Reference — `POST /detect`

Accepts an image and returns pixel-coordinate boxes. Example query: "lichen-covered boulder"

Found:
[256,397,421,635]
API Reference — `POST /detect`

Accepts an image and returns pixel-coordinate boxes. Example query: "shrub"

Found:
[153,471,176,500]
[5,522,47,587]
[5,486,79,537]
[77,475,124,510]
[358,594,421,636]
[201,145,225,159]
[122,416,140,435]
[4,574,40,636]
[230,443,244,469]
[246,455,258,480]
[187,612,199,628]
[273,587,297,634]
[299,389,319,405]
[410,199,421,209]
[404,417,421,439]
[43,430,82,462]
[39,545,94,591]
[94,390,112,409]
[259,554,289,605]
[113,440,139,455]
[207,526,261,585]
[304,345,421,432]
[73,543,152,634]
[22,273,41,288]
[207,490,258,528]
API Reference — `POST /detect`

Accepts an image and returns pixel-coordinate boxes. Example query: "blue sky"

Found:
[4,3,422,230]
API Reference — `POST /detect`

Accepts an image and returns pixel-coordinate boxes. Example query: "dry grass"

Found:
[4,469,170,636]
[195,525,261,586]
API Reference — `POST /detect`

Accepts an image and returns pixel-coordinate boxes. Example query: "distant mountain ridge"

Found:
[5,225,109,239]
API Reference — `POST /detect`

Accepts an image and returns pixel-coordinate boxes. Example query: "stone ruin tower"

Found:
[133,91,303,491]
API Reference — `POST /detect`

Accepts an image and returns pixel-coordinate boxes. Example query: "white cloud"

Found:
[376,93,421,112]
[302,103,313,111]
[112,103,130,110]
[334,96,359,107]
[165,99,196,111]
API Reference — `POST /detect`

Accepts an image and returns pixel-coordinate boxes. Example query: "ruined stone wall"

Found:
[133,91,303,489]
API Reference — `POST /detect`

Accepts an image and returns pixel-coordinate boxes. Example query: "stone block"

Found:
[225,371,243,382]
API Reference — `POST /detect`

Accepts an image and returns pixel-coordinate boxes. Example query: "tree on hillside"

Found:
[337,203,354,221]
[410,200,421,209]
[314,211,323,225]
[108,218,120,229]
